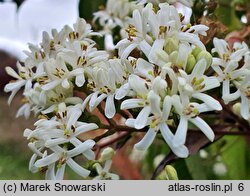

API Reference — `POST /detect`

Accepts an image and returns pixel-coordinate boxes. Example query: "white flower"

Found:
[121,65,221,157]
[212,38,250,119]
[26,103,98,149]
[171,95,218,148]
[34,140,95,179]
[86,59,134,118]
[93,0,136,31]
[137,0,194,7]
[94,160,119,180]
[116,3,154,59]
[41,56,84,91]
[24,103,98,179]
[116,3,207,59]
[4,62,33,104]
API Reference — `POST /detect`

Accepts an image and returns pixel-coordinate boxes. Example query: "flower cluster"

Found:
[211,38,250,120]
[4,0,250,179]
[115,3,223,157]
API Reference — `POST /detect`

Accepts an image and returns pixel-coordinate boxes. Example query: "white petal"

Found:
[115,83,130,100]
[202,76,220,91]
[67,140,95,158]
[191,59,206,78]
[172,117,188,147]
[75,74,85,87]
[148,90,161,116]
[171,145,189,158]
[62,79,70,89]
[159,123,189,158]
[90,93,107,111]
[171,95,183,114]
[135,58,153,79]
[213,38,228,58]
[178,32,205,50]
[222,80,230,104]
[148,39,166,66]
[35,153,59,168]
[120,98,144,110]
[103,160,112,172]
[189,117,215,142]
[74,123,98,136]
[125,118,136,128]
[121,43,138,59]
[159,123,174,144]
[105,94,116,119]
[134,128,156,151]
[128,74,148,95]
[105,33,115,51]
[66,158,90,178]
[45,164,56,180]
[82,149,95,160]
[45,138,68,148]
[222,89,241,103]
[55,164,66,180]
[67,109,82,130]
[240,94,249,120]
[135,106,151,129]
[139,40,151,57]
[42,80,60,91]
[4,80,25,92]
[192,93,222,110]
[5,66,20,79]
[42,105,56,114]
[162,96,172,121]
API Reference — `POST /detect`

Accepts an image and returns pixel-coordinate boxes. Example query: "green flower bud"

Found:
[192,46,202,58]
[100,147,115,162]
[165,165,179,180]
[164,38,179,54]
[169,51,178,63]
[196,51,213,69]
[156,165,179,180]
[185,54,196,74]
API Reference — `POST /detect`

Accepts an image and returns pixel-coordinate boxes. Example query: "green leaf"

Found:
[173,159,193,180]
[185,154,208,179]
[221,136,250,179]
[215,3,242,31]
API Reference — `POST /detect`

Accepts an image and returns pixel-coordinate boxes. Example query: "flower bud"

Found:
[232,102,241,115]
[164,38,179,54]
[165,165,179,180]
[185,54,196,74]
[157,165,179,180]
[169,51,178,63]
[192,46,202,58]
[196,51,212,69]
[100,147,115,162]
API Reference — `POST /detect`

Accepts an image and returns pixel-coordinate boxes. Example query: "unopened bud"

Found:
[196,51,212,69]
[232,102,241,115]
[192,46,202,58]
[164,38,179,54]
[185,54,196,74]
[169,51,178,63]
[165,165,179,180]
[156,165,179,180]
[100,147,115,162]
